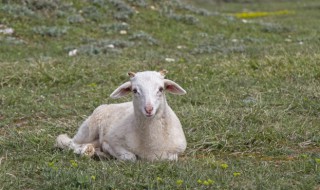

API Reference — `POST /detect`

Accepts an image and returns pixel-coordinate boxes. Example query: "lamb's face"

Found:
[110,70,186,118]
[130,72,165,118]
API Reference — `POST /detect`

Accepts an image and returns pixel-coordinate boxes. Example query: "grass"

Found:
[1,0,320,189]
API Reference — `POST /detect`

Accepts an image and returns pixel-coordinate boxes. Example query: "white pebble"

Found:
[150,6,156,10]
[165,58,175,62]
[241,19,248,23]
[285,38,292,42]
[68,49,78,56]
[120,30,127,35]
[0,28,14,35]
[107,44,115,48]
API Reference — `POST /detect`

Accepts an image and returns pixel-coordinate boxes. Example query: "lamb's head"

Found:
[110,70,186,118]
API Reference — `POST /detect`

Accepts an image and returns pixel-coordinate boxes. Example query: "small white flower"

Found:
[165,58,175,62]
[177,45,185,49]
[231,39,238,43]
[298,41,303,45]
[120,30,127,35]
[68,49,78,56]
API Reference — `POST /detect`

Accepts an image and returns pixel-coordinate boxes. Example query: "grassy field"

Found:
[1,0,320,189]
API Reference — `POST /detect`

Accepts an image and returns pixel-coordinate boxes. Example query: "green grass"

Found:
[1,0,320,189]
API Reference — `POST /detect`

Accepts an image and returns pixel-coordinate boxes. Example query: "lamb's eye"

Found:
[132,89,138,93]
[159,87,164,92]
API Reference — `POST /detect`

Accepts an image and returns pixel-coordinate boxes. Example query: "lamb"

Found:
[55,70,187,161]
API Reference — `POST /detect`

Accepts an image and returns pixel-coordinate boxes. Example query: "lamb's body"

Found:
[56,71,187,161]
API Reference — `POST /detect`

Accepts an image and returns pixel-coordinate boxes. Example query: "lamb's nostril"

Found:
[144,106,153,114]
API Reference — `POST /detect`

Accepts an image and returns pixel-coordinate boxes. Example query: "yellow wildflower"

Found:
[203,180,210,186]
[207,179,214,185]
[70,160,78,168]
[220,163,229,169]
[234,10,294,19]
[176,179,183,186]
[233,172,241,177]
[48,161,55,168]
[156,177,163,183]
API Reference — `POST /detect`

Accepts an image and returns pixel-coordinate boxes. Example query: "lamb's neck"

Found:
[134,102,169,132]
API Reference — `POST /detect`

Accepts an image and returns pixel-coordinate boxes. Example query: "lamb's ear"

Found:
[110,81,132,99]
[164,79,186,95]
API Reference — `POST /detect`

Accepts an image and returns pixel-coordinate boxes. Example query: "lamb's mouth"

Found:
[145,113,154,118]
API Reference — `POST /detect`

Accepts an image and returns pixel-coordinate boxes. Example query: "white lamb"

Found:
[55,70,187,161]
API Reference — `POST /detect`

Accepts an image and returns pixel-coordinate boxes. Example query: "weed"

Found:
[260,22,293,34]
[1,4,36,18]
[192,34,246,54]
[100,22,130,34]
[0,37,25,45]
[127,0,147,7]
[168,13,199,25]
[25,0,59,11]
[67,14,85,24]
[82,6,104,22]
[110,0,135,21]
[129,31,158,45]
[75,39,134,55]
[32,26,68,37]
[172,0,211,16]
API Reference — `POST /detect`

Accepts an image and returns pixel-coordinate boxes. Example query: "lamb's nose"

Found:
[145,106,153,114]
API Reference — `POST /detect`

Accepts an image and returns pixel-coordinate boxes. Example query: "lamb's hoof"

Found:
[168,154,178,161]
[82,144,95,157]
[119,153,137,162]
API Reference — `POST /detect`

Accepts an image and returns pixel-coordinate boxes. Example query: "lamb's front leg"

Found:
[101,142,137,161]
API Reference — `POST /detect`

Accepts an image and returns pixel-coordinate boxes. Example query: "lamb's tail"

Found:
[55,134,72,149]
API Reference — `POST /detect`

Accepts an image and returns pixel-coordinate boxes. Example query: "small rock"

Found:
[120,30,127,35]
[68,49,78,56]
[241,19,248,23]
[150,5,156,10]
[285,38,292,42]
[165,58,175,62]
[243,96,257,104]
[107,44,115,48]
[0,28,14,35]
